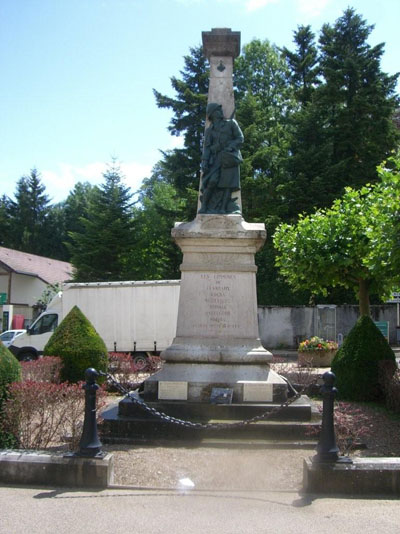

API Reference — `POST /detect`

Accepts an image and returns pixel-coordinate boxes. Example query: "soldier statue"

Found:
[199,103,244,214]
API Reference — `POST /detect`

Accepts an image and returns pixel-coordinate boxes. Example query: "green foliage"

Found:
[68,162,135,282]
[331,315,396,401]
[0,195,13,247]
[235,39,295,222]
[44,306,108,383]
[0,342,21,404]
[153,45,208,218]
[0,343,21,448]
[8,169,52,256]
[273,155,400,314]
[316,8,399,192]
[129,180,184,280]
[282,25,320,107]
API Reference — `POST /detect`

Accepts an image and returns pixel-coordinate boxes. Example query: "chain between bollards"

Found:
[99,369,316,431]
[313,371,352,464]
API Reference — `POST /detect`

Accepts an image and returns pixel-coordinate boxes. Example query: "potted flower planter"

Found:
[298,336,338,367]
[298,349,337,367]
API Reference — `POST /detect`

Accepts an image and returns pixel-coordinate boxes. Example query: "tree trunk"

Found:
[358,279,371,316]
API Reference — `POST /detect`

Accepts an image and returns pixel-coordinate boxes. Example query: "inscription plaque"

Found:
[158,381,188,401]
[210,387,233,404]
[241,382,273,402]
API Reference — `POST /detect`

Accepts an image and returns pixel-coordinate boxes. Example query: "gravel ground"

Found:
[101,396,400,490]
[105,444,309,491]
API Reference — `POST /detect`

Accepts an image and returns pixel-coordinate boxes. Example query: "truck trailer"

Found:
[9,280,180,362]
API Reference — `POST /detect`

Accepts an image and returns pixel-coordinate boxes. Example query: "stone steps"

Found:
[100,397,321,445]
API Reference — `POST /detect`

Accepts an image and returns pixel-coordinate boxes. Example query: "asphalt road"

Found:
[1,485,400,534]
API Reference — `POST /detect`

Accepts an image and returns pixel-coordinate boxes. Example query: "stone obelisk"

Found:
[143,28,286,406]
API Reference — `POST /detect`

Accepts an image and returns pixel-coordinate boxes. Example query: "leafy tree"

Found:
[235,39,295,221]
[68,163,135,281]
[273,155,400,316]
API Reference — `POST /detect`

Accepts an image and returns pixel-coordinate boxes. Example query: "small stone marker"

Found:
[158,381,188,400]
[241,381,273,402]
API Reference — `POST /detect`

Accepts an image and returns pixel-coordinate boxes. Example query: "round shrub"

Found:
[43,306,108,383]
[0,341,21,404]
[331,315,396,401]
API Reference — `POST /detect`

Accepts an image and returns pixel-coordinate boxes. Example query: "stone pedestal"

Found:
[143,215,287,404]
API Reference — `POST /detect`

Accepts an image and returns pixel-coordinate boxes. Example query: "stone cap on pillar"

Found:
[202,28,241,59]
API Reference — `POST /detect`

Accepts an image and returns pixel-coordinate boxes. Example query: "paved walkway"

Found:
[1,485,400,534]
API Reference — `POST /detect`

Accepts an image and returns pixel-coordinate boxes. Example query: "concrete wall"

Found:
[258,304,399,348]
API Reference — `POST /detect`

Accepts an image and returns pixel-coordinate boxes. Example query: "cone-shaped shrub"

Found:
[44,306,108,383]
[0,341,21,447]
[331,315,396,401]
[0,341,21,404]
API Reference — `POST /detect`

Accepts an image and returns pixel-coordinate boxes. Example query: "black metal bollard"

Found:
[76,368,104,458]
[313,371,352,464]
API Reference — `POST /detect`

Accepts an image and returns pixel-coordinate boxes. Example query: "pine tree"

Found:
[68,163,135,281]
[0,195,13,247]
[282,25,320,107]
[317,8,399,191]
[153,45,209,219]
[9,169,52,255]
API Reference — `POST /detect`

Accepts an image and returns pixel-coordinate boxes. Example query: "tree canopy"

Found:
[67,163,135,281]
[273,155,400,315]
[1,8,398,301]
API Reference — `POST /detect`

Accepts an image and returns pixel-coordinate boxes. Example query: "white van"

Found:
[9,280,180,361]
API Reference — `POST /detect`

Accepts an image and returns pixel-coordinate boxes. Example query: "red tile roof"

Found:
[0,247,73,284]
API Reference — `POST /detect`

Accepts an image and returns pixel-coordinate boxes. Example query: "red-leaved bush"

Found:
[2,380,106,450]
[21,356,62,384]
[308,401,373,454]
[107,352,162,390]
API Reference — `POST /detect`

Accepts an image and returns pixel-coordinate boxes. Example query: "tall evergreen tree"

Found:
[128,180,185,281]
[282,25,320,107]
[68,163,135,281]
[153,45,209,219]
[0,195,12,247]
[9,169,52,256]
[317,8,399,192]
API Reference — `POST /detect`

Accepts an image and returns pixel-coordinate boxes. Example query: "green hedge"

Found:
[44,306,108,383]
[331,315,396,401]
[0,341,21,448]
[0,341,21,404]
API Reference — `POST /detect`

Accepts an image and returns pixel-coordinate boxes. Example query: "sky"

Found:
[1,0,399,204]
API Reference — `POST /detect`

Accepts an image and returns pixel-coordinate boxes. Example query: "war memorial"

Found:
[109,28,312,435]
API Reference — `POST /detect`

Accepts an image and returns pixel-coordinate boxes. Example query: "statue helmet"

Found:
[206,103,223,119]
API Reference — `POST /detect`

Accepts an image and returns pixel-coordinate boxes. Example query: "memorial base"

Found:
[142,361,288,403]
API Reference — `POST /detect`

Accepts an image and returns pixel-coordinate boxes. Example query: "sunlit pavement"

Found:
[1,485,400,534]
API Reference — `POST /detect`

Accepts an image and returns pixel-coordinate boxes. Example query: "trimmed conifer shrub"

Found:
[44,306,108,383]
[0,341,21,404]
[0,342,21,448]
[331,315,396,401]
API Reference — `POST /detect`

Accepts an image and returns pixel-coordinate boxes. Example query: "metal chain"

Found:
[100,370,319,431]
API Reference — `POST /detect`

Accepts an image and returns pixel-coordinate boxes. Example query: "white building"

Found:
[0,246,73,330]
